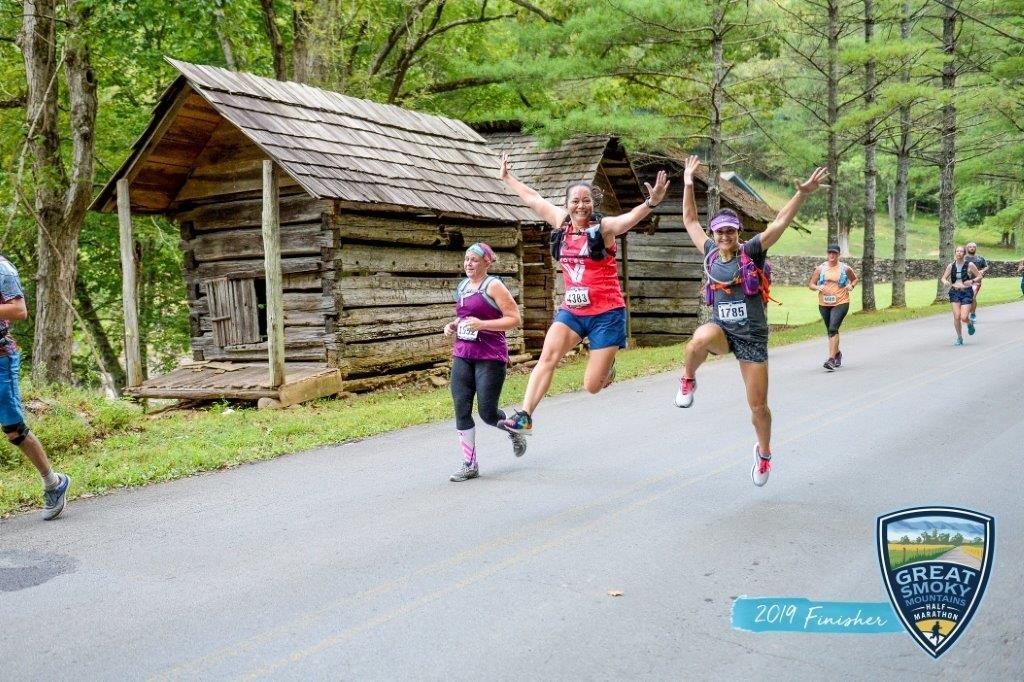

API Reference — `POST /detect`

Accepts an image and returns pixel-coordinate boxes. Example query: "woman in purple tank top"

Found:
[443,243,523,482]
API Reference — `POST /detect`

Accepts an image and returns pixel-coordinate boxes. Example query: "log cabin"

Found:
[91,60,534,404]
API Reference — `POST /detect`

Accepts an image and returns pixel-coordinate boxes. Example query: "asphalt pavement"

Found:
[2,301,1022,680]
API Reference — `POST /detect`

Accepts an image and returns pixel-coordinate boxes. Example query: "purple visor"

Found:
[710,213,742,232]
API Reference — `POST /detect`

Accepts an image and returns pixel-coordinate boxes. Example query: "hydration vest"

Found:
[455,275,501,310]
[950,262,972,284]
[550,213,607,261]
[703,243,775,306]
[817,262,849,287]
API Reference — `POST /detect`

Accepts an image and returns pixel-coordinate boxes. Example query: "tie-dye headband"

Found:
[467,242,496,263]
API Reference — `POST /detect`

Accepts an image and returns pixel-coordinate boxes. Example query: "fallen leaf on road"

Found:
[607,590,623,597]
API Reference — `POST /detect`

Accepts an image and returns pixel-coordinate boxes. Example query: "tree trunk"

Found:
[707,1,726,217]
[837,223,850,256]
[19,0,97,385]
[213,0,237,70]
[75,277,126,394]
[826,0,840,246]
[292,1,331,85]
[936,1,958,301]
[861,0,877,312]
[892,0,913,309]
[259,0,286,80]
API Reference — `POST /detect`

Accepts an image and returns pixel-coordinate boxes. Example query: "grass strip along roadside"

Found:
[2,282,1021,517]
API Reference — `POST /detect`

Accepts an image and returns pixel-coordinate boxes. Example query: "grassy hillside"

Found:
[746,179,1023,262]
[767,277,1023,327]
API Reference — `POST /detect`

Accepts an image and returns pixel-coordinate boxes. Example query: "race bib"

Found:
[456,321,479,341]
[717,301,748,322]
[822,294,837,305]
[565,287,591,308]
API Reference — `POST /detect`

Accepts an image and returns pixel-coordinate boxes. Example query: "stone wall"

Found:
[769,256,1022,286]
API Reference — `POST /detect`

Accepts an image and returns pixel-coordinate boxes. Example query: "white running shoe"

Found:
[674,377,697,408]
[751,444,771,487]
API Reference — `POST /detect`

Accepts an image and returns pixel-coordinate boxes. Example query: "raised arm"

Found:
[681,155,711,255]
[760,166,829,250]
[499,153,565,229]
[600,171,669,239]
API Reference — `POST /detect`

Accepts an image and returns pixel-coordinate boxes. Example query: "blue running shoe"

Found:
[42,473,70,521]
[967,321,975,336]
[954,337,964,346]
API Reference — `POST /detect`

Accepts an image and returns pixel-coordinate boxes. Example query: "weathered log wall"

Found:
[176,192,335,363]
[332,212,524,376]
[521,223,555,351]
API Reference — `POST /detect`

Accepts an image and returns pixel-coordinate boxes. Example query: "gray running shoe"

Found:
[834,351,843,368]
[450,462,479,482]
[508,432,527,457]
[42,473,70,521]
[824,357,836,372]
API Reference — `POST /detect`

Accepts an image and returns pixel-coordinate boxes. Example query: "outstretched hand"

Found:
[796,167,829,194]
[683,155,700,184]
[499,152,511,180]
[644,170,670,206]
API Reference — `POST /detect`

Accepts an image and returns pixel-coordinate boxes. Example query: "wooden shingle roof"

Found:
[482,131,614,204]
[93,60,533,222]
[633,153,777,225]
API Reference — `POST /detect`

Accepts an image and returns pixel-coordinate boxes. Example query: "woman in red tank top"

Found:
[496,152,669,437]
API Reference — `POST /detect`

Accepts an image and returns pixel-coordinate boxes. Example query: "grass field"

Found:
[961,545,985,561]
[767,277,1023,327]
[887,543,955,569]
[748,180,1024,262]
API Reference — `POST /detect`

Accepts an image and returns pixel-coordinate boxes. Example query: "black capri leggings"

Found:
[450,357,507,431]
[819,303,850,338]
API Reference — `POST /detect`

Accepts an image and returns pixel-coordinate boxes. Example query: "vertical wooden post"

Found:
[262,160,285,388]
[117,179,143,389]
[620,234,632,342]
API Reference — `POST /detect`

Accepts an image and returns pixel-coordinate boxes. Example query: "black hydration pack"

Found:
[549,213,607,261]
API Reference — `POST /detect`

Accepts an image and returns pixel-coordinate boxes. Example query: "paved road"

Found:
[2,303,1023,680]
[935,546,983,571]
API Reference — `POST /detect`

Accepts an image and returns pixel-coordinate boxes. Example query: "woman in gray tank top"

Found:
[674,155,828,488]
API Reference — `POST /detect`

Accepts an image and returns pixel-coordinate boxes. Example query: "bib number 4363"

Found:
[565,287,591,308]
